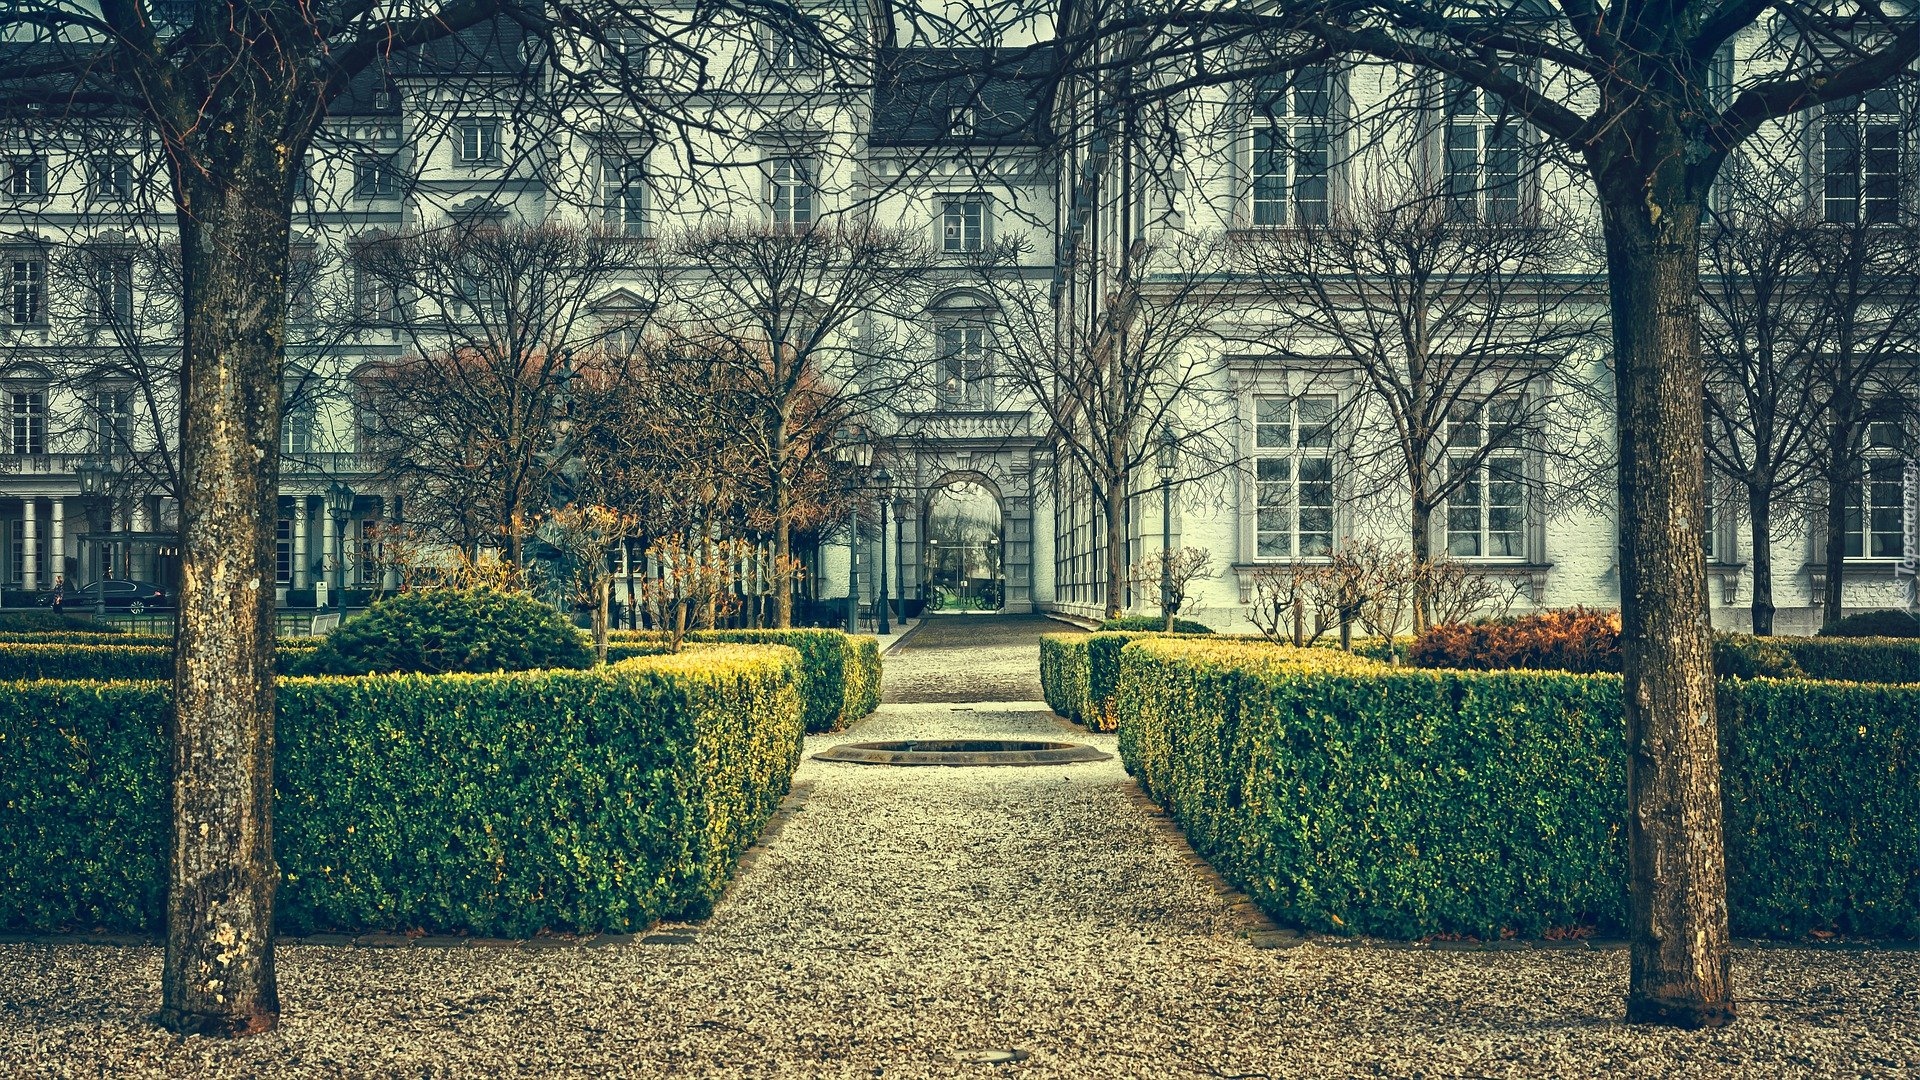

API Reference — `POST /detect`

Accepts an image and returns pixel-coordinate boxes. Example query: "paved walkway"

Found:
[2,617,1916,1076]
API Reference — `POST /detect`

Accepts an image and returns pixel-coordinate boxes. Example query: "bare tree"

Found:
[654,221,935,626]
[1038,0,1918,1024]
[1232,177,1606,633]
[354,218,648,569]
[1128,545,1214,629]
[0,0,839,1034]
[1698,158,1828,636]
[969,231,1231,620]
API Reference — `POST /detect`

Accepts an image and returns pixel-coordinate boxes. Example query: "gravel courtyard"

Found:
[2,616,1915,1077]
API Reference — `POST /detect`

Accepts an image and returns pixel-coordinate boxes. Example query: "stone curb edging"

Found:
[2,779,820,953]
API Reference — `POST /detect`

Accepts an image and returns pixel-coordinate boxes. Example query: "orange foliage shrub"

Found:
[1409,607,1622,674]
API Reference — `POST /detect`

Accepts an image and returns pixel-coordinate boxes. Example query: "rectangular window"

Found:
[942,198,985,252]
[948,107,976,137]
[1444,79,1523,224]
[1251,66,1332,227]
[353,154,398,198]
[91,157,134,201]
[93,388,132,454]
[767,21,816,72]
[937,324,990,408]
[1444,399,1526,558]
[8,391,45,455]
[602,157,647,237]
[1253,395,1336,558]
[1824,87,1902,225]
[4,157,47,198]
[280,406,314,456]
[353,265,397,323]
[92,255,134,325]
[602,29,648,73]
[770,158,814,231]
[6,256,45,325]
[457,121,499,163]
[276,517,293,583]
[1846,419,1906,558]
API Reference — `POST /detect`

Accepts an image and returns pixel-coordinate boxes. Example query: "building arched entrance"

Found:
[923,477,1005,612]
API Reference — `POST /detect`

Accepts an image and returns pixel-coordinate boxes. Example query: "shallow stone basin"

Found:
[812,739,1111,767]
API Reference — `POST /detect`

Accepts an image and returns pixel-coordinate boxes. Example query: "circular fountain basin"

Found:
[812,739,1111,766]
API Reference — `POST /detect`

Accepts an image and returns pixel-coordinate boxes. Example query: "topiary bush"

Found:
[1098,615,1215,634]
[1040,633,1091,723]
[606,628,880,732]
[297,587,591,676]
[1817,609,1920,638]
[0,644,807,936]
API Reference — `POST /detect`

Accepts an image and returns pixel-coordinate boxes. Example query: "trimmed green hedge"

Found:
[1118,638,1920,940]
[1098,615,1215,634]
[0,644,171,682]
[1818,609,1920,638]
[0,644,806,936]
[1716,634,1920,684]
[1040,634,1091,723]
[0,631,164,646]
[608,628,881,732]
[0,612,123,634]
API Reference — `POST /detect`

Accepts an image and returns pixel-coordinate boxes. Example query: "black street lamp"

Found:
[873,466,892,635]
[892,491,910,628]
[1157,426,1179,631]
[76,456,115,618]
[324,481,354,611]
[832,427,871,634]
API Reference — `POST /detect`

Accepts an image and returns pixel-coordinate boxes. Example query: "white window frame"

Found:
[936,323,991,408]
[1822,87,1904,225]
[1443,78,1525,224]
[3,157,47,199]
[5,254,46,326]
[1441,398,1529,560]
[1249,66,1333,227]
[940,195,986,252]
[6,387,46,455]
[769,158,815,232]
[1846,417,1907,559]
[90,252,134,326]
[601,156,648,237]
[90,157,134,202]
[456,120,499,164]
[353,153,398,198]
[1251,394,1337,559]
[765,20,817,73]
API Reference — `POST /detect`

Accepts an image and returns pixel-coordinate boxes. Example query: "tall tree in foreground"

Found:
[1048,0,1916,1026]
[0,0,819,1035]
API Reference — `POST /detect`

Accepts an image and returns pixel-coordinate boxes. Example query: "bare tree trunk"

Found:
[1599,186,1735,1028]
[161,143,289,1037]
[1409,491,1435,635]
[593,574,610,665]
[1821,424,1854,628]
[1748,488,1775,636]
[1102,479,1127,621]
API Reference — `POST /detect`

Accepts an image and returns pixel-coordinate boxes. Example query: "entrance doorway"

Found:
[923,479,1005,612]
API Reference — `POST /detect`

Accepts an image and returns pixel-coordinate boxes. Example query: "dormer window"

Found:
[948,107,976,138]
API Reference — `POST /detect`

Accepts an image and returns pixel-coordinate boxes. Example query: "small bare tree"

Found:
[1128,546,1214,630]
[537,504,637,664]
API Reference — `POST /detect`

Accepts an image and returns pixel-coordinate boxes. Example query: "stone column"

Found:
[319,506,337,608]
[49,498,63,588]
[22,498,38,591]
[292,497,310,588]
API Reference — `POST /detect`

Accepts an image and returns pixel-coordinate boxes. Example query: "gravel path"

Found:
[883,614,1072,703]
[2,619,1916,1077]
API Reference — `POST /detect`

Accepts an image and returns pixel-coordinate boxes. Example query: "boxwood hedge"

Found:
[608,628,881,732]
[1117,638,1920,940]
[0,644,805,937]
[1040,634,1091,723]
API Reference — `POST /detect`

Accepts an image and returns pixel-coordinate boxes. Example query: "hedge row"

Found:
[1043,630,1275,731]
[0,644,806,936]
[1117,638,1920,940]
[608,628,881,732]
[1040,635,1092,724]
[0,643,331,681]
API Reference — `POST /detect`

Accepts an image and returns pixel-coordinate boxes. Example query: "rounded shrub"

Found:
[298,587,591,676]
[1411,607,1621,673]
[1816,609,1920,638]
[1097,615,1214,634]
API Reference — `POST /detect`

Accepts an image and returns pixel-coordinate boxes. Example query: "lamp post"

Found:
[831,427,871,634]
[873,467,892,635]
[324,481,354,612]
[76,456,114,617]
[1157,426,1179,632]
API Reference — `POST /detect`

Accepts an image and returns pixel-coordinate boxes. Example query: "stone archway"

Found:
[922,474,1006,612]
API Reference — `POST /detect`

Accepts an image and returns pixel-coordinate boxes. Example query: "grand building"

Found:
[0,13,1909,632]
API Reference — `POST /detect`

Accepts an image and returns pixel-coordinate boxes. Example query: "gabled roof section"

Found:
[872,46,1056,148]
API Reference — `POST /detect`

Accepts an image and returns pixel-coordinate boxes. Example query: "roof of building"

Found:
[871,47,1056,148]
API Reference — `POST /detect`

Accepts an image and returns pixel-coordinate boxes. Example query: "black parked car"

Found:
[41,578,171,614]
